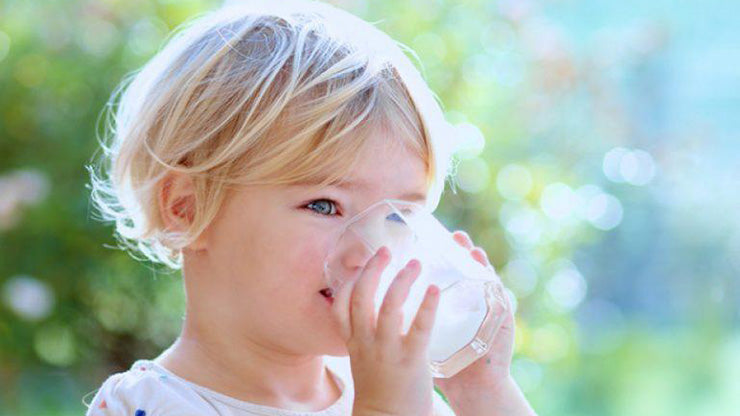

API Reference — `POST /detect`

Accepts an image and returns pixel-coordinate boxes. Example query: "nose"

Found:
[324,200,416,290]
[324,227,375,289]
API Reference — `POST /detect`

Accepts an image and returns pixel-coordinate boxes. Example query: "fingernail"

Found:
[475,247,488,259]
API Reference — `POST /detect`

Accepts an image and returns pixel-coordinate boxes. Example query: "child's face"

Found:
[189,132,428,357]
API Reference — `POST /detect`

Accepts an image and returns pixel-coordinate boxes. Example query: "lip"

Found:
[320,292,334,305]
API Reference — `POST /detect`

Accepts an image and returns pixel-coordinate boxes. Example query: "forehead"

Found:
[351,131,427,181]
[290,140,428,201]
[329,177,427,202]
[338,130,427,190]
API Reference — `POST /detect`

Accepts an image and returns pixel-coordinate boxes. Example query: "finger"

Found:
[493,286,516,340]
[501,285,515,325]
[331,277,356,341]
[376,258,422,343]
[350,246,391,341]
[404,284,440,354]
[471,247,489,267]
[452,230,473,250]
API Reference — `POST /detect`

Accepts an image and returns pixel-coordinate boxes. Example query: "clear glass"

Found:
[323,198,509,378]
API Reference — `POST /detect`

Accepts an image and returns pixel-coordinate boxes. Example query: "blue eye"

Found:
[386,212,405,223]
[306,199,339,216]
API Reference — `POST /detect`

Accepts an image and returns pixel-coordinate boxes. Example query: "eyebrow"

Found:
[299,178,427,202]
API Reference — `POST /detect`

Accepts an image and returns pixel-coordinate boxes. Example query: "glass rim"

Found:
[324,198,428,288]
[335,197,428,238]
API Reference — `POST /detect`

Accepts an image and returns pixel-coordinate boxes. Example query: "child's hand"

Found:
[433,231,536,416]
[433,230,515,394]
[332,246,440,416]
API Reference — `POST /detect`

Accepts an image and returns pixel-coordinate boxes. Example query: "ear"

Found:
[158,171,206,251]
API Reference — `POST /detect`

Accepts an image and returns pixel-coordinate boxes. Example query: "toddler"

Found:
[85,0,537,415]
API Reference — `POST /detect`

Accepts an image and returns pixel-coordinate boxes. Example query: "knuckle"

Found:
[375,347,393,363]
[347,340,365,357]
[351,296,364,310]
[378,303,396,318]
[351,325,373,342]
[386,283,407,301]
[413,319,430,333]
[399,355,414,367]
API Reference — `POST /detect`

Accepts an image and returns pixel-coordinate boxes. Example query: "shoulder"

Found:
[84,360,208,416]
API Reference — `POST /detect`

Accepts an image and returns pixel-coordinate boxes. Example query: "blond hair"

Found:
[87,0,462,269]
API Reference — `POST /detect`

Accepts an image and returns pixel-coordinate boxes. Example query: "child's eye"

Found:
[305,198,339,217]
[387,212,404,223]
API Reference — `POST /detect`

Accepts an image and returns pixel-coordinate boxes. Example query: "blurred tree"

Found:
[0,0,737,415]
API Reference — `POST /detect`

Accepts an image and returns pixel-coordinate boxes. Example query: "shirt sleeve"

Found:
[84,371,207,416]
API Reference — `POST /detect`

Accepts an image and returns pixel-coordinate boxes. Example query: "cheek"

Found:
[286,237,333,288]
[248,226,334,298]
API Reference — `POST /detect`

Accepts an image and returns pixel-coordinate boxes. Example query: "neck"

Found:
[155,304,340,411]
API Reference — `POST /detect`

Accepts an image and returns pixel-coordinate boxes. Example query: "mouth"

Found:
[319,287,334,305]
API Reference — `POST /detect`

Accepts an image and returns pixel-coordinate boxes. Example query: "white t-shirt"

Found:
[83,356,456,416]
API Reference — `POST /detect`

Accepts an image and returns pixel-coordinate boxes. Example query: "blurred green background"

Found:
[1,0,738,415]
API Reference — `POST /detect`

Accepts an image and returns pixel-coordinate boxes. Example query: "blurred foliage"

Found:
[0,0,738,415]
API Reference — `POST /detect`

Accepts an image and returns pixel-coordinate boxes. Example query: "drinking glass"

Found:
[323,198,509,378]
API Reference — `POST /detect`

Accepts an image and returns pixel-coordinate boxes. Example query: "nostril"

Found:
[319,288,334,298]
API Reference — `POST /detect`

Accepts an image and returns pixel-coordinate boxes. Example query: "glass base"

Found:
[429,280,508,378]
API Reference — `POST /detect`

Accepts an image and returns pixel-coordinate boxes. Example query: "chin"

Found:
[311,330,349,356]
[296,324,348,356]
[310,314,348,356]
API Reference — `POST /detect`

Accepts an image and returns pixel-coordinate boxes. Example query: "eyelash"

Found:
[304,198,414,226]
[304,198,341,217]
